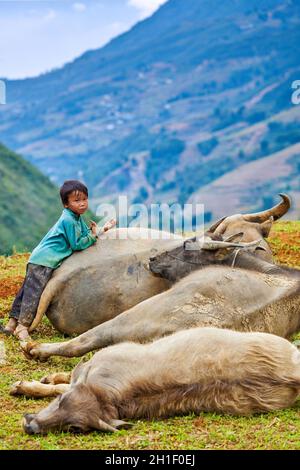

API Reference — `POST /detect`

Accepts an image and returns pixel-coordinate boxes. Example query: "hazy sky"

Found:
[0,0,168,79]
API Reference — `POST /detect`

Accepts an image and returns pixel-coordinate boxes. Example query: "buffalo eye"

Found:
[68,425,84,433]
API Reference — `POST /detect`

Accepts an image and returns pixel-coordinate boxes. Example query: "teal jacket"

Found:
[29,208,97,269]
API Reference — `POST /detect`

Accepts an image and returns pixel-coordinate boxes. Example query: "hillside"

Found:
[0,143,97,255]
[0,0,300,219]
[0,142,62,255]
[189,131,300,220]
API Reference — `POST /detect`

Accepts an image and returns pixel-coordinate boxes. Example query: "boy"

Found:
[1,180,116,341]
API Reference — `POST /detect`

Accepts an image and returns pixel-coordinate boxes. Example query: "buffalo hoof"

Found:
[20,341,49,362]
[40,374,59,384]
[10,380,24,396]
[40,375,52,384]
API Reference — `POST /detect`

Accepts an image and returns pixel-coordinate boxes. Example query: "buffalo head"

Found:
[149,233,262,282]
[207,194,291,262]
[22,384,131,434]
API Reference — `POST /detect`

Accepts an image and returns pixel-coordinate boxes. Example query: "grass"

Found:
[0,221,300,450]
[268,221,300,267]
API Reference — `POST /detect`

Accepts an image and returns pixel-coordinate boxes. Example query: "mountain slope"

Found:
[0,0,299,219]
[0,143,62,255]
[189,140,300,220]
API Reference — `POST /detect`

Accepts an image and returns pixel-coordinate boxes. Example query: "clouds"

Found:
[0,1,141,79]
[43,9,57,22]
[128,0,168,18]
[72,3,87,13]
[0,0,168,79]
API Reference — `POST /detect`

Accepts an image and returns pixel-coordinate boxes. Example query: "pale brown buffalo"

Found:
[12,327,300,434]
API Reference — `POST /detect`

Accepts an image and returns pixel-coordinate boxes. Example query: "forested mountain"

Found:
[0,0,299,220]
[0,143,62,254]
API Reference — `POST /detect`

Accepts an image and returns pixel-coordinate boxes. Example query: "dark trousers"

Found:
[9,263,54,327]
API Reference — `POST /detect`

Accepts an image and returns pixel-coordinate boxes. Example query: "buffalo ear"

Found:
[260,217,274,238]
[109,419,133,430]
[223,232,244,243]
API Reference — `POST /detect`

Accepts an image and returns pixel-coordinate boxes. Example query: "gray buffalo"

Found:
[22,231,300,361]
[12,328,300,434]
[29,194,290,335]
[30,228,182,335]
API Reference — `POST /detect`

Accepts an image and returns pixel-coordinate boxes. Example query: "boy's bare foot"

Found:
[0,318,17,336]
[14,324,31,342]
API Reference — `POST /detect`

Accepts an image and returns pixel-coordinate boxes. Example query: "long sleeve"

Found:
[63,219,97,251]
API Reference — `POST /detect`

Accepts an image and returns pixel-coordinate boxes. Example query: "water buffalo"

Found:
[29,194,290,335]
[22,234,300,361]
[29,228,182,335]
[207,193,291,262]
[12,328,300,434]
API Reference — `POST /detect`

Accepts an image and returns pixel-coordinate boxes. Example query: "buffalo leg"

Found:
[20,320,117,361]
[21,296,182,361]
[40,372,71,385]
[10,380,70,398]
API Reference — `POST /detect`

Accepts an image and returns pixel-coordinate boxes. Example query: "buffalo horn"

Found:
[243,193,291,223]
[194,237,262,251]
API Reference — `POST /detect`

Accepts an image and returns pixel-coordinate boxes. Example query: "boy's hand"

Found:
[89,220,98,237]
[103,218,117,232]
[89,219,116,238]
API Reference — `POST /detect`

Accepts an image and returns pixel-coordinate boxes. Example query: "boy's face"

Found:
[65,190,88,215]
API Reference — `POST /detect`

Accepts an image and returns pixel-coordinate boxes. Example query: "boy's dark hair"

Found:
[60,180,88,205]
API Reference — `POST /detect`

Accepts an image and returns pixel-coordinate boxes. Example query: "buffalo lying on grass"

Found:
[30,228,182,335]
[28,194,290,335]
[22,229,300,361]
[12,328,300,434]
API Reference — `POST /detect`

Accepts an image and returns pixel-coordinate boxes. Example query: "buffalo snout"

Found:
[23,413,41,434]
